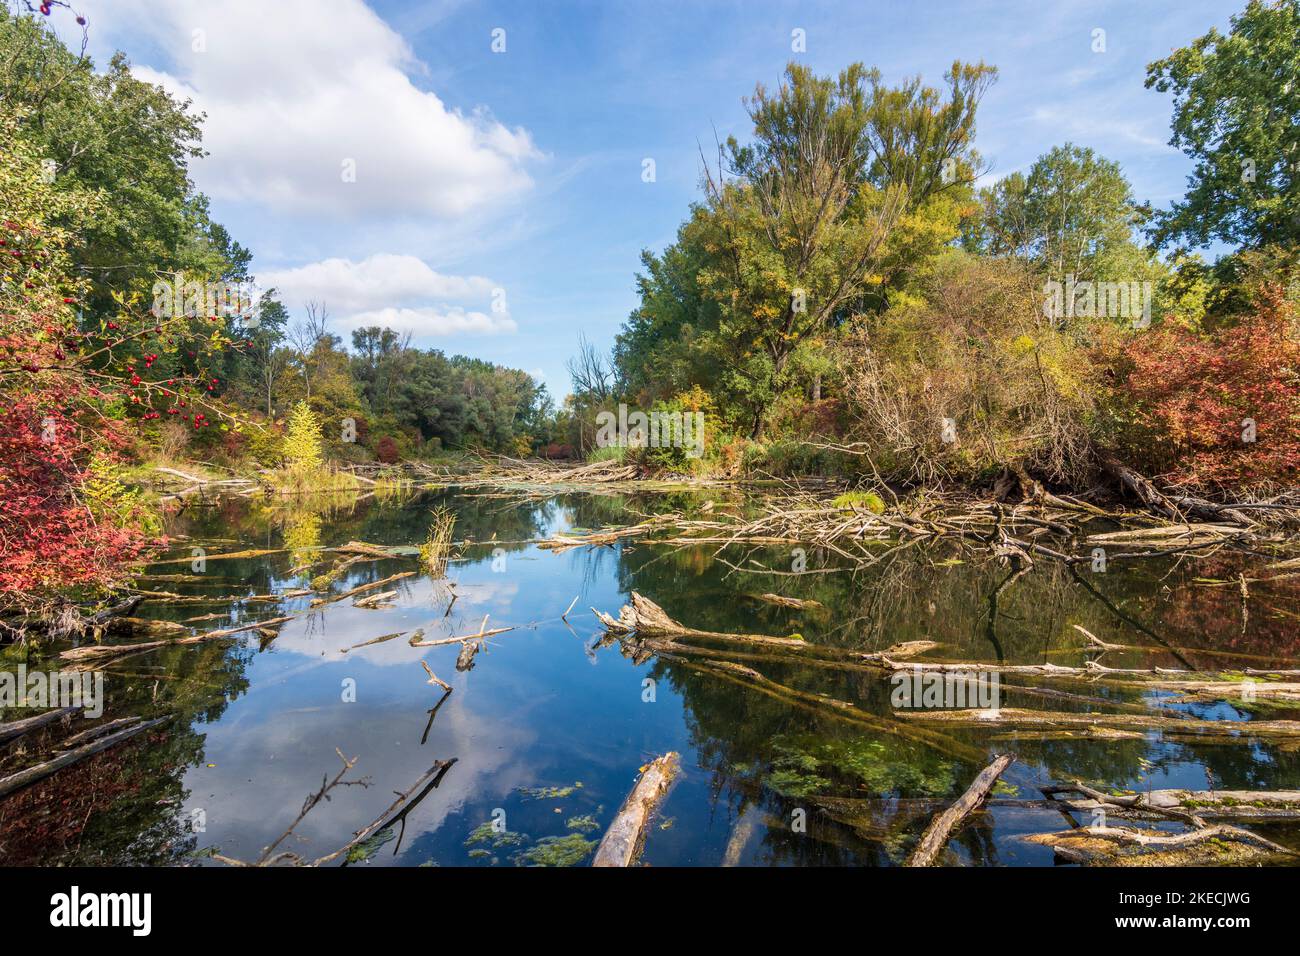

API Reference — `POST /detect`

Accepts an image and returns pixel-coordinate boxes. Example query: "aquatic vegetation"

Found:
[517,782,582,801]
[831,490,886,514]
[565,815,600,833]
[465,821,527,852]
[346,826,397,864]
[518,833,596,867]
[767,735,957,798]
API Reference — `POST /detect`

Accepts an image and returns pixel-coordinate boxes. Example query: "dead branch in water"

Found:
[592,752,680,867]
[1042,782,1300,822]
[310,571,415,607]
[59,615,296,663]
[899,707,1300,740]
[420,661,452,692]
[1024,823,1294,866]
[905,754,1015,867]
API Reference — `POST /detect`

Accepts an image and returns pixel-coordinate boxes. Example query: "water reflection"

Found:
[4,488,1298,866]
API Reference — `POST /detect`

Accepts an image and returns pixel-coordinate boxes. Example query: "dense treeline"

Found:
[566,0,1299,491]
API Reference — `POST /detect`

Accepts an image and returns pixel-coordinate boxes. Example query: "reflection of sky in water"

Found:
[180,528,700,867]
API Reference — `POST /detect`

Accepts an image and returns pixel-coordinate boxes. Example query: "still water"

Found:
[4,488,1299,866]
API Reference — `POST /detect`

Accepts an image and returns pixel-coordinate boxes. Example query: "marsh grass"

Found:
[420,506,456,578]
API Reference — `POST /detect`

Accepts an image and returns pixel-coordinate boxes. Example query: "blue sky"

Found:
[67,0,1238,400]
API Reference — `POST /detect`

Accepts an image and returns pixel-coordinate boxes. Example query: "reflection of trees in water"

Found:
[607,525,1300,862]
[1,639,253,865]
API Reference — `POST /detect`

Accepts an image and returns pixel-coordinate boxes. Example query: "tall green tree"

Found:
[968,143,1150,282]
[1146,0,1300,248]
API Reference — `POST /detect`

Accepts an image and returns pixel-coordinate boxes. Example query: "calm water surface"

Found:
[5,488,1299,866]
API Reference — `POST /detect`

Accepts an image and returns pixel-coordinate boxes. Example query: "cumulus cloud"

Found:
[259,254,493,312]
[98,0,540,219]
[258,253,513,337]
[348,306,516,337]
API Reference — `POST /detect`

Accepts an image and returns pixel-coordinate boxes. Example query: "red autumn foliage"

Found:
[374,435,400,464]
[0,402,153,604]
[1120,286,1300,490]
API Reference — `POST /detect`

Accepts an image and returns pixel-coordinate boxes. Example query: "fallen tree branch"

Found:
[905,754,1014,867]
[592,752,680,867]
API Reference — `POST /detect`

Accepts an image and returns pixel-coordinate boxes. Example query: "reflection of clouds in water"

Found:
[183,684,543,865]
[266,574,521,667]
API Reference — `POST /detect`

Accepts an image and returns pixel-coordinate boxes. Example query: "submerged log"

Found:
[592,752,680,867]
[752,593,824,610]
[0,706,81,746]
[0,716,168,799]
[905,754,1014,867]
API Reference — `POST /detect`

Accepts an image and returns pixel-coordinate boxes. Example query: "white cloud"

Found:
[259,254,494,313]
[96,0,540,220]
[258,253,514,337]
[348,306,516,337]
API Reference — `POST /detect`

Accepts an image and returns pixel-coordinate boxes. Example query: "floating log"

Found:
[592,752,680,867]
[409,615,515,647]
[310,571,416,607]
[1043,783,1300,822]
[353,590,397,608]
[905,754,1014,867]
[594,592,813,651]
[59,616,295,663]
[1024,823,1292,866]
[898,707,1300,739]
[340,630,407,653]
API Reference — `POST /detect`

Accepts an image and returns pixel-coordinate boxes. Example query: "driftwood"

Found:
[899,707,1300,739]
[753,593,824,610]
[905,754,1014,867]
[594,592,821,652]
[310,571,416,607]
[420,661,452,692]
[592,752,680,866]
[0,706,81,746]
[408,616,514,647]
[1043,783,1300,822]
[1025,823,1293,866]
[1100,456,1255,527]
[353,590,398,609]
[59,615,295,663]
[0,716,168,799]
[455,640,480,672]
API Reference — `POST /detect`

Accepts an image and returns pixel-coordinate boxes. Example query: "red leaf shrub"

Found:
[374,435,400,464]
[1120,286,1300,490]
